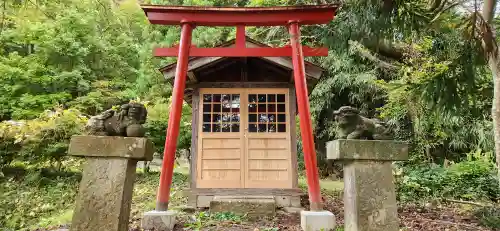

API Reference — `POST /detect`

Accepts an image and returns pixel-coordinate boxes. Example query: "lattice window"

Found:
[248,94,286,133]
[202,94,240,132]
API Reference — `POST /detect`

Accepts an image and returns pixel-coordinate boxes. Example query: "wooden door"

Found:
[197,88,292,189]
[197,88,244,188]
[244,89,292,188]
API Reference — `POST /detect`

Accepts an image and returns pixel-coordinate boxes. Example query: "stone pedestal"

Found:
[141,211,177,231]
[68,135,153,231]
[326,139,408,231]
[300,211,336,231]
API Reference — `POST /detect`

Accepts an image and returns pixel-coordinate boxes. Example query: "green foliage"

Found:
[0,165,189,230]
[0,0,165,119]
[396,151,500,202]
[0,108,87,168]
[473,206,500,229]
[132,171,188,214]
[0,167,81,230]
[144,98,192,156]
[184,211,247,230]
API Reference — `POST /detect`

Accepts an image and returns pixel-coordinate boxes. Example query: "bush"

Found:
[396,151,499,202]
[473,207,500,229]
[0,108,87,169]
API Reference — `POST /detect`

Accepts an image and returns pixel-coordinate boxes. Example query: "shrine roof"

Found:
[141,4,339,26]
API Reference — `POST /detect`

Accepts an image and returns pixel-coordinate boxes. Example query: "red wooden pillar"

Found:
[288,22,322,211]
[156,23,193,211]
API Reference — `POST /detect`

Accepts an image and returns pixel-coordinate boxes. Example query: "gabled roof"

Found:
[159,37,326,81]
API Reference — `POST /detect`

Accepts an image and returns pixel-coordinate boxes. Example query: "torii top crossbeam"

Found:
[141,5,339,26]
[141,4,339,212]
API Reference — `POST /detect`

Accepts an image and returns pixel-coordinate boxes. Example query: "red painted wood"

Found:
[141,4,338,13]
[154,46,328,57]
[289,22,322,211]
[156,23,193,211]
[236,25,246,48]
[143,8,337,26]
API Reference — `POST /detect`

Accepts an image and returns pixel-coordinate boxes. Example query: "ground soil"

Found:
[126,194,494,231]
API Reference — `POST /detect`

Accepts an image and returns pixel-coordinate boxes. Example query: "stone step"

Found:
[209,195,276,219]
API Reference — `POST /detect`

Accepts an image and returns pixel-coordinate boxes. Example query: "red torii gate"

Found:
[141,4,339,212]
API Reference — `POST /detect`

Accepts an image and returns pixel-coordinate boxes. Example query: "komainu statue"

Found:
[333,106,391,140]
[86,103,148,137]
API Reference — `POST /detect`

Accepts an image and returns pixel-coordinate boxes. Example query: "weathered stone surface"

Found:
[275,196,291,207]
[283,207,304,214]
[274,195,302,207]
[300,210,336,231]
[210,196,276,218]
[326,139,408,161]
[291,196,301,207]
[141,210,177,231]
[68,136,154,160]
[85,102,147,137]
[197,195,213,208]
[343,161,399,231]
[70,158,136,231]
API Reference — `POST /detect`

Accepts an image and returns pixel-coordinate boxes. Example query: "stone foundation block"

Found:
[283,207,304,214]
[275,196,292,207]
[300,210,336,231]
[291,196,301,207]
[197,195,213,208]
[141,210,177,231]
[210,196,276,218]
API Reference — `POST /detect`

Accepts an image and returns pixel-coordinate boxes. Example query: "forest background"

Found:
[2,0,500,230]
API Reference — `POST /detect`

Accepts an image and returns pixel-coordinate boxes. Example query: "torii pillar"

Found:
[140,5,339,231]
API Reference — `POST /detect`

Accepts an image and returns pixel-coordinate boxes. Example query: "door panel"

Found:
[196,88,292,189]
[244,89,292,188]
[197,89,244,188]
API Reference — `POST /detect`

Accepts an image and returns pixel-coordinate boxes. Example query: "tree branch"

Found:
[362,39,408,61]
[349,40,400,70]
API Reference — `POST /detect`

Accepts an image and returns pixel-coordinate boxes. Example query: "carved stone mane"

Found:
[86,103,148,137]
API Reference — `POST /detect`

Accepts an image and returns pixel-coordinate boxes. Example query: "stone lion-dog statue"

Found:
[85,102,148,137]
[333,106,391,140]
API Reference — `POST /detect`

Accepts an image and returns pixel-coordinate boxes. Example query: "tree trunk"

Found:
[482,0,500,185]
[488,53,500,182]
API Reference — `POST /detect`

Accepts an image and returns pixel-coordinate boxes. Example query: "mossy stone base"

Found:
[209,196,276,219]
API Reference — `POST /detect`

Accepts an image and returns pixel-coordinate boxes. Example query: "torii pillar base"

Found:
[141,210,177,231]
[301,210,336,231]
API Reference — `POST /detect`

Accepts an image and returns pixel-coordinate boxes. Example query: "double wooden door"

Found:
[196,88,293,189]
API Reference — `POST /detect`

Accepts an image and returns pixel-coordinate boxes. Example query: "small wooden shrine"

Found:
[159,37,325,207]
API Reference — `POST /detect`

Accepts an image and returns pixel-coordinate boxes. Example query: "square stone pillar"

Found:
[326,139,408,231]
[68,135,154,231]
